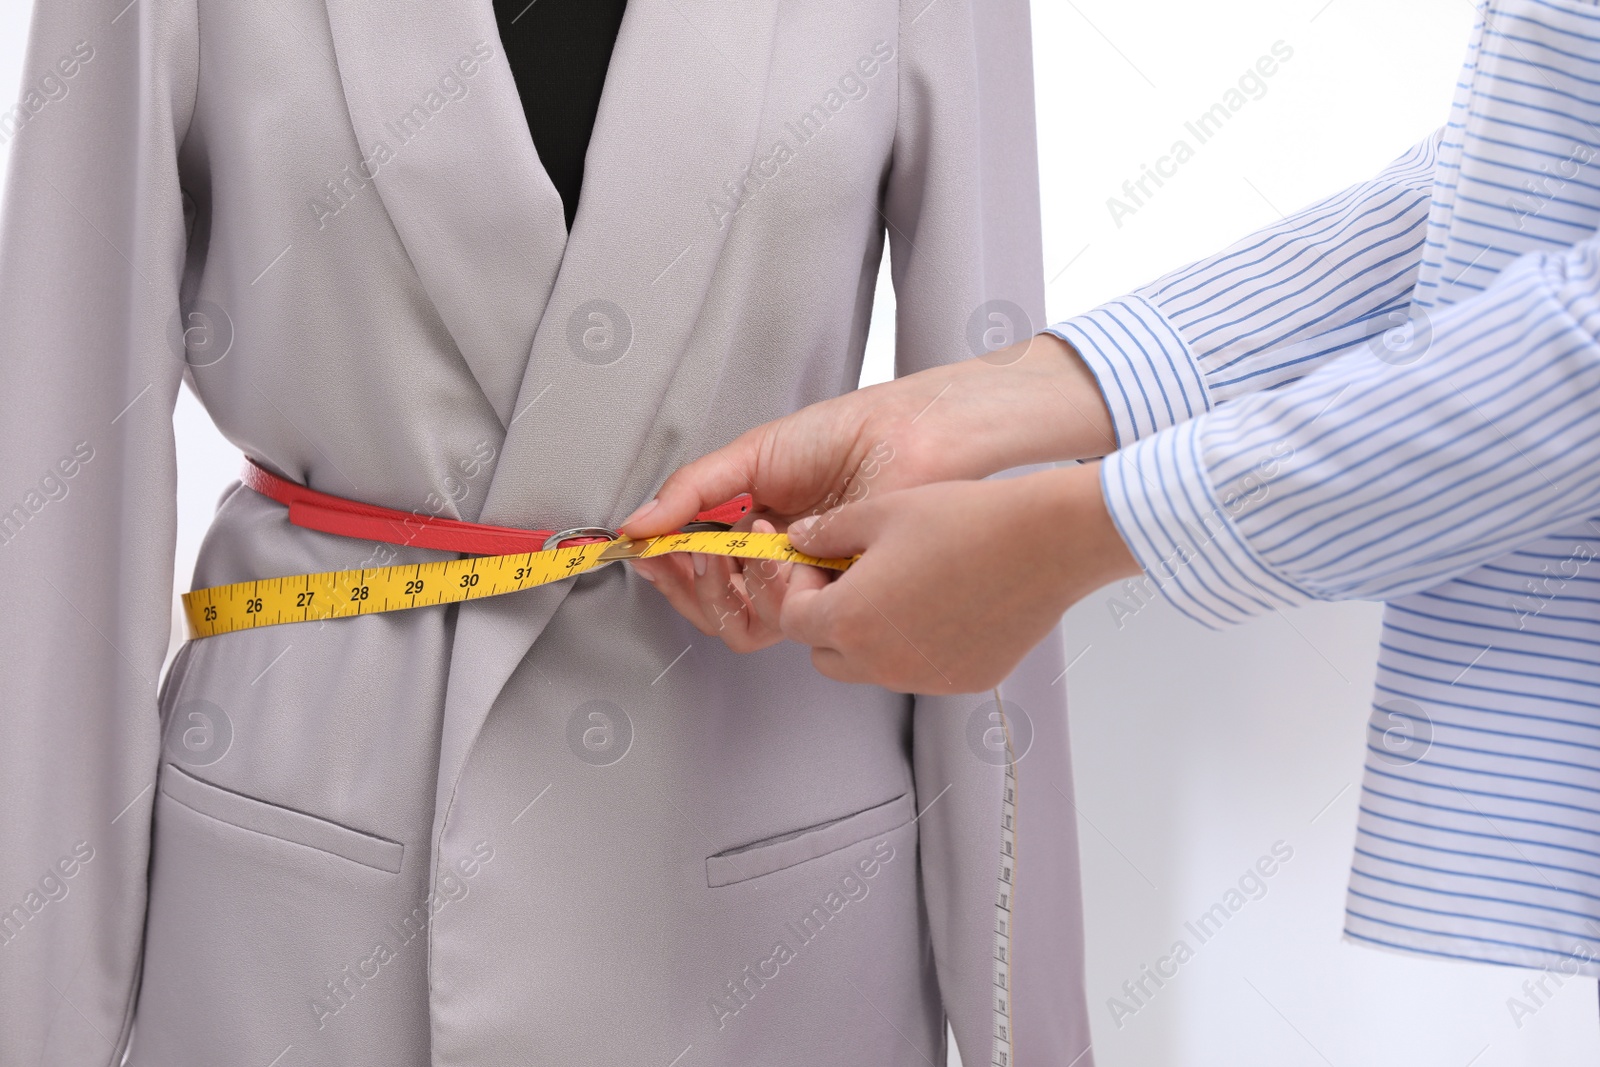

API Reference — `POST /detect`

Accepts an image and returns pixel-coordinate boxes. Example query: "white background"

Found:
[3,0,1597,1063]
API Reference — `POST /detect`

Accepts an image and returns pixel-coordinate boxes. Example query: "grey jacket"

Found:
[0,0,1091,1064]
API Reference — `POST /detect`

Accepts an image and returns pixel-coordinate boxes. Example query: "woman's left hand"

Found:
[633,462,1142,692]
[630,516,797,653]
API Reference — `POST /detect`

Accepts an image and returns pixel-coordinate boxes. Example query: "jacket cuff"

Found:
[1099,417,1313,628]
[1046,295,1213,447]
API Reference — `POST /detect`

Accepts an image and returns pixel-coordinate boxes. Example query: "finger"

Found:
[692,559,755,643]
[739,520,790,633]
[635,554,714,633]
[811,645,925,694]
[630,556,666,586]
[794,584,926,693]
[631,555,722,637]
[786,498,882,561]
[779,572,845,650]
[807,645,869,686]
[713,560,787,652]
[742,561,789,633]
[696,552,751,639]
[619,431,764,538]
[725,563,785,651]
[785,559,834,598]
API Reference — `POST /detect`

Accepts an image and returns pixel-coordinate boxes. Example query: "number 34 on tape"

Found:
[181,531,851,640]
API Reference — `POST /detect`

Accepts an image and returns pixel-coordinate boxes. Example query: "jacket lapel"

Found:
[431,0,783,850]
[322,0,569,427]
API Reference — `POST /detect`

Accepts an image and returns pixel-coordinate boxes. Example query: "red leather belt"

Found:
[240,460,751,555]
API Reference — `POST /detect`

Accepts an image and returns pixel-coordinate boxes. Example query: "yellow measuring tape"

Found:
[182,531,849,640]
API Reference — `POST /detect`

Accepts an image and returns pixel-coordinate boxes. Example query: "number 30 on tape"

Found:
[181,531,850,640]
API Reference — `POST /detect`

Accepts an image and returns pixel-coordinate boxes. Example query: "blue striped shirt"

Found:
[1050,0,1600,975]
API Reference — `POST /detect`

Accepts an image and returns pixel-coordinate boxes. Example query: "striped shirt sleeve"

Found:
[1104,229,1600,628]
[1048,132,1442,446]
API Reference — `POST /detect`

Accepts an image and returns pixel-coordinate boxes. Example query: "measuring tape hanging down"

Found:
[181,462,852,640]
[991,702,1019,1067]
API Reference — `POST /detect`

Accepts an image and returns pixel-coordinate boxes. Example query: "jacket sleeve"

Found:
[1102,227,1600,627]
[1049,131,1442,446]
[882,2,1092,1064]
[0,1,196,1061]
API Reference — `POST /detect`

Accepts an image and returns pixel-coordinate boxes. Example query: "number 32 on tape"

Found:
[181,531,850,640]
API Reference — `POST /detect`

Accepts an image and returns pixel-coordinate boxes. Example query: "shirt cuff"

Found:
[1047,295,1214,447]
[1100,416,1313,628]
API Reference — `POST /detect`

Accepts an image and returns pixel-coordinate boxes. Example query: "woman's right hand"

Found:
[619,331,1117,652]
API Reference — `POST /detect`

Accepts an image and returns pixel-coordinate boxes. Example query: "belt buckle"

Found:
[543,521,736,571]
[543,526,626,570]
[597,521,733,563]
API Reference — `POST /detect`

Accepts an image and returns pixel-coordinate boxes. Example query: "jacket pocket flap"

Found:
[160,764,404,874]
[706,792,912,888]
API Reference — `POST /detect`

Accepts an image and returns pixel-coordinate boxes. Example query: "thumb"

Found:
[787,499,882,560]
[619,435,761,537]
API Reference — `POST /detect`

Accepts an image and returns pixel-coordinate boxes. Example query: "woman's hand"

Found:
[768,463,1140,693]
[628,514,800,653]
[622,332,1117,652]
[623,332,1113,535]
